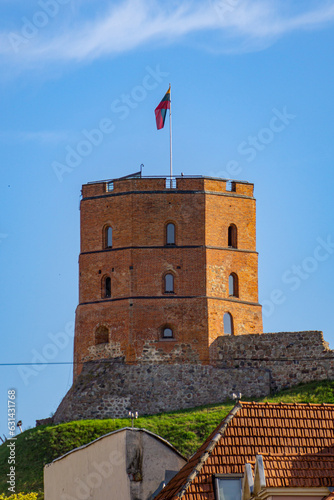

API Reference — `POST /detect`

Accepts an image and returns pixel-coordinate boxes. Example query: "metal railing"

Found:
[88,172,204,186]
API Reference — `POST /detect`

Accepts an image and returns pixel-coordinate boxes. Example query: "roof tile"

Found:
[261,454,334,488]
[154,402,334,500]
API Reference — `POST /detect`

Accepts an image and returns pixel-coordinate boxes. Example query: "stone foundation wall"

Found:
[213,330,334,391]
[53,361,270,423]
[51,331,334,424]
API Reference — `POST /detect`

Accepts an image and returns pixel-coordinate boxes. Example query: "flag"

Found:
[155,86,171,130]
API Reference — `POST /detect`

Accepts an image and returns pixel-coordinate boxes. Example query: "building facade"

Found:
[44,427,186,500]
[73,174,263,379]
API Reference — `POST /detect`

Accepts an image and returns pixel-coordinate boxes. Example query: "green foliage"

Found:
[0,494,38,499]
[263,379,334,404]
[0,379,333,499]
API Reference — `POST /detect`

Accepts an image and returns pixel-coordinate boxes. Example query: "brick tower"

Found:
[73,174,263,379]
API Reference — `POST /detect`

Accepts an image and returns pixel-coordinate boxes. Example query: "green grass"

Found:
[1,379,334,499]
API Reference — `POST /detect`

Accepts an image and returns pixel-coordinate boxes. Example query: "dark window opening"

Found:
[229,273,239,297]
[104,276,111,298]
[228,224,237,248]
[95,326,109,345]
[166,223,176,245]
[164,273,174,293]
[223,312,233,335]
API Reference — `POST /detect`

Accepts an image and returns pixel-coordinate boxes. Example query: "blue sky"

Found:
[1,0,334,436]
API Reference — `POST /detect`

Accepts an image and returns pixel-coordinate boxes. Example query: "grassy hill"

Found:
[1,380,334,499]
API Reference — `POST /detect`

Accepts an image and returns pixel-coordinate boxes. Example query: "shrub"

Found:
[0,494,38,500]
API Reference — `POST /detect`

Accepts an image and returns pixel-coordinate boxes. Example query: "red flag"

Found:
[155,87,171,130]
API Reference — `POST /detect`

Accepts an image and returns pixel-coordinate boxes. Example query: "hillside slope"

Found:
[1,380,334,499]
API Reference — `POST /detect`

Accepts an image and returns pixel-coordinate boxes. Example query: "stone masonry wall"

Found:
[213,330,334,392]
[53,362,270,423]
[51,331,334,424]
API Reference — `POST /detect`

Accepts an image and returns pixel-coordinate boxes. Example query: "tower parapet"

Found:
[74,174,263,379]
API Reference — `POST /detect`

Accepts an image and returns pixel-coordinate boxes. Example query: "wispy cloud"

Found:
[0,130,73,144]
[1,0,334,67]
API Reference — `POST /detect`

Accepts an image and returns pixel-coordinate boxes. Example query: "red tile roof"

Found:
[155,402,334,500]
[258,453,334,488]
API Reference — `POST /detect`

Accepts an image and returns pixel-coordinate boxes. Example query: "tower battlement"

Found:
[82,175,254,198]
[73,174,263,379]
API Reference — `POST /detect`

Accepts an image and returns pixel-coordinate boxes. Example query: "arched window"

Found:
[166,223,175,245]
[104,226,112,248]
[223,312,234,335]
[228,224,237,248]
[163,327,173,338]
[229,273,239,297]
[103,276,111,298]
[164,273,174,293]
[103,225,112,249]
[95,325,109,345]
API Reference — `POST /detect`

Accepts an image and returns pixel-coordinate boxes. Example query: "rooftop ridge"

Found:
[175,402,243,499]
[242,401,334,407]
[48,426,187,465]
[252,453,334,458]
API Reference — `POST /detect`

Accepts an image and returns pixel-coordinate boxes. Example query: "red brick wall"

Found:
[74,297,208,367]
[73,177,263,378]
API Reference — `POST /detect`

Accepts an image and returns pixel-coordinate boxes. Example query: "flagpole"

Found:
[169,84,173,187]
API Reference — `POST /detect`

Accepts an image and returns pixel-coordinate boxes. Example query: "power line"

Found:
[0,362,74,366]
[1,356,334,367]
